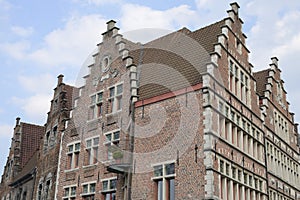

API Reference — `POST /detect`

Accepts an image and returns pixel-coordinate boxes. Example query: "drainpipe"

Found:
[54,131,64,200]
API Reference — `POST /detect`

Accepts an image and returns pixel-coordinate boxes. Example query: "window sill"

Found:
[64,168,79,173]
[83,163,98,169]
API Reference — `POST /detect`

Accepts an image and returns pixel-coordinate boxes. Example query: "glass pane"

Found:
[71,187,76,195]
[102,181,108,191]
[83,185,88,193]
[169,178,175,200]
[116,84,123,95]
[106,134,112,142]
[112,193,116,200]
[90,183,96,192]
[93,137,99,145]
[166,163,175,175]
[157,180,163,200]
[64,188,69,197]
[109,87,115,98]
[86,140,92,148]
[113,131,120,140]
[110,179,117,190]
[68,145,73,152]
[97,92,103,102]
[75,143,80,151]
[154,165,163,177]
[91,95,96,104]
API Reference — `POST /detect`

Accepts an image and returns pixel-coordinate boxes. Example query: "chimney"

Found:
[57,74,64,85]
[230,2,240,14]
[107,20,116,31]
[16,117,20,126]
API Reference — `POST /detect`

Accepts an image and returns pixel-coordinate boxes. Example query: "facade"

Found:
[32,75,74,200]
[0,118,44,200]
[0,2,300,200]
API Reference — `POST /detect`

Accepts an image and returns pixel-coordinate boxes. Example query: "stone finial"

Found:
[107,20,116,31]
[57,74,64,85]
[16,117,20,126]
[271,57,279,67]
[230,2,240,14]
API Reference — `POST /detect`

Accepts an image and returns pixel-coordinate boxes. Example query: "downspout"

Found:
[54,131,64,200]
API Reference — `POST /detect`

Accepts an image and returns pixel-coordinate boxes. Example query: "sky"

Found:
[0,0,300,176]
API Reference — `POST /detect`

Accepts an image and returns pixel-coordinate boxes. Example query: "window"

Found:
[101,178,117,200]
[105,130,120,160]
[37,184,43,200]
[82,182,96,200]
[89,91,103,120]
[67,142,80,169]
[152,162,175,200]
[85,137,99,165]
[108,84,123,114]
[63,186,76,200]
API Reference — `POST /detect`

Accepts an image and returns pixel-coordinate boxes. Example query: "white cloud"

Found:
[120,4,197,31]
[1,14,107,69]
[27,14,107,68]
[11,26,34,37]
[18,74,56,94]
[12,94,51,124]
[0,124,13,138]
[74,0,120,6]
[0,40,30,59]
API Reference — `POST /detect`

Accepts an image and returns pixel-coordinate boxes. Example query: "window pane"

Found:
[75,143,80,151]
[90,183,96,192]
[71,187,76,195]
[166,163,175,175]
[68,145,73,152]
[113,131,120,140]
[109,87,115,98]
[83,185,88,193]
[154,165,163,177]
[97,92,103,102]
[91,95,96,104]
[169,178,175,200]
[110,179,117,190]
[86,140,92,148]
[117,84,123,95]
[64,188,69,197]
[103,181,109,191]
[157,180,163,200]
[106,134,112,142]
[93,137,99,145]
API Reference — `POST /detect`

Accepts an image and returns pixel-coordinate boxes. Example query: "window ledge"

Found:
[64,168,79,173]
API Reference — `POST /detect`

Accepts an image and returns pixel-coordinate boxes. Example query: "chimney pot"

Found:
[16,117,20,126]
[107,20,116,31]
[57,74,64,85]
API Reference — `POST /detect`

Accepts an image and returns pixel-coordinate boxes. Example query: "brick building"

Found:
[0,118,44,200]
[32,75,74,200]
[1,2,300,200]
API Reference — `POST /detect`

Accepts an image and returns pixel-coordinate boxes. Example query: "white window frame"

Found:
[89,90,104,120]
[151,161,176,200]
[66,141,81,170]
[63,185,77,199]
[104,129,120,160]
[85,136,100,166]
[101,177,117,193]
[81,181,96,196]
[107,83,123,114]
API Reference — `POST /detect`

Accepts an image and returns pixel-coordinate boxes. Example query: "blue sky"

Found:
[1,0,300,176]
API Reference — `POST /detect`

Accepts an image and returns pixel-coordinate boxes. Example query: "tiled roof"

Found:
[253,69,270,97]
[188,19,225,54]
[130,20,225,100]
[20,123,44,169]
